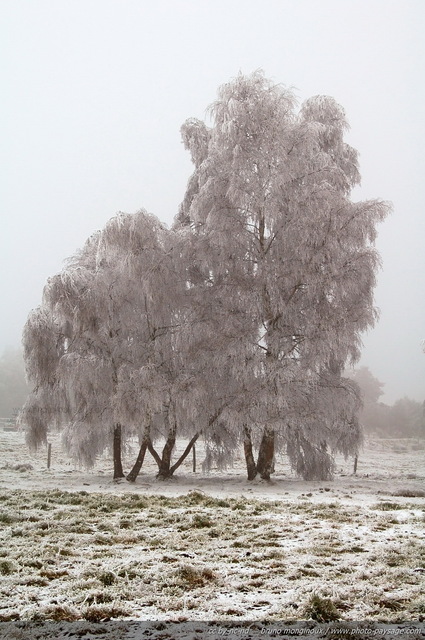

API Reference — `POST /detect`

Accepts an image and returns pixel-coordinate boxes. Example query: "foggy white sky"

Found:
[1,0,424,404]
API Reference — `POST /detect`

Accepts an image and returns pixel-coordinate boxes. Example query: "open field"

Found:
[0,430,424,638]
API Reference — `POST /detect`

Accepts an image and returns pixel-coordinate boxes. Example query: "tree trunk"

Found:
[148,431,200,479]
[113,423,125,479]
[169,432,200,476]
[127,424,151,482]
[256,427,275,480]
[157,422,177,479]
[148,405,224,480]
[126,441,148,482]
[147,411,178,480]
[147,438,162,467]
[243,425,258,480]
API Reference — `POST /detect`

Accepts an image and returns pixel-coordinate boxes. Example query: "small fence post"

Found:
[192,444,196,473]
[353,455,358,475]
[47,443,52,470]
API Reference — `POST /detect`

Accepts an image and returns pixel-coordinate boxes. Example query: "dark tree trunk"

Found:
[113,423,125,479]
[147,412,178,480]
[126,441,148,482]
[243,425,258,480]
[147,431,200,480]
[148,405,224,480]
[157,422,177,479]
[256,427,275,480]
[127,425,151,482]
[169,432,200,476]
[147,438,162,468]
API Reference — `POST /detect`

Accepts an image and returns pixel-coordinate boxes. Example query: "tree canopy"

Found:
[176,71,388,478]
[20,71,390,481]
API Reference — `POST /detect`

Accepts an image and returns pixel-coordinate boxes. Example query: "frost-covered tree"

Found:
[284,366,362,480]
[387,397,425,438]
[98,212,192,480]
[346,366,387,436]
[178,71,389,479]
[348,367,425,438]
[21,206,233,480]
[21,71,389,484]
[21,224,133,477]
[21,211,192,478]
[349,366,385,407]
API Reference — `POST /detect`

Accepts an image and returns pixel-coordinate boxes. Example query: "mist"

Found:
[1,0,424,404]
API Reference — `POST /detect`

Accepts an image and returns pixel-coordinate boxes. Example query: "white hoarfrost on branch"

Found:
[21,211,202,479]
[21,71,390,482]
[176,70,389,480]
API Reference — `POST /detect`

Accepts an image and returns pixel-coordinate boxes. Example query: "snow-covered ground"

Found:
[0,430,424,639]
[1,430,424,502]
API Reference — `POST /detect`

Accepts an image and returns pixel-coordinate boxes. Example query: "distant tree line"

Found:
[19,72,391,481]
[0,349,29,420]
[348,367,425,439]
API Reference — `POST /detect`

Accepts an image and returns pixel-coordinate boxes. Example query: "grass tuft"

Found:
[192,514,213,528]
[304,594,340,622]
[98,570,116,586]
[175,564,216,589]
[373,502,404,511]
[391,489,425,498]
[0,559,15,575]
[32,604,80,621]
[0,512,18,524]
[83,604,131,622]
